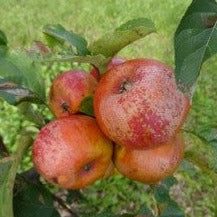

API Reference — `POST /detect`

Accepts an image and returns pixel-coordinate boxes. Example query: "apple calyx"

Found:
[119,79,132,93]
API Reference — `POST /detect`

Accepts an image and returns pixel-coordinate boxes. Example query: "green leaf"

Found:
[153,177,178,204]
[0,81,40,105]
[79,96,94,116]
[174,0,217,94]
[159,201,184,217]
[0,135,32,217]
[152,179,183,217]
[89,18,156,57]
[0,30,7,46]
[41,54,107,69]
[0,51,46,105]
[13,180,60,217]
[43,24,89,55]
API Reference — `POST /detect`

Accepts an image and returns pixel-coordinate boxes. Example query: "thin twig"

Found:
[53,194,78,217]
[0,134,33,217]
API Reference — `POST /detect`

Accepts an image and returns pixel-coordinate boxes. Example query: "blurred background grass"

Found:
[0,0,217,216]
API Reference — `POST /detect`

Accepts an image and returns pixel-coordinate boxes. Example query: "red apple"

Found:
[94,58,190,149]
[114,133,184,184]
[33,115,113,189]
[90,57,125,81]
[49,70,97,118]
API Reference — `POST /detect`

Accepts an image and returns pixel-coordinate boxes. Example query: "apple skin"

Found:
[90,57,125,81]
[32,115,113,189]
[49,70,97,118]
[114,133,184,184]
[94,58,190,149]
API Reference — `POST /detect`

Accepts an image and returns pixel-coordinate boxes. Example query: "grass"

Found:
[0,0,217,216]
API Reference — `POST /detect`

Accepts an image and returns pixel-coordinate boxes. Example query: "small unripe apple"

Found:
[90,57,125,81]
[94,58,190,149]
[32,115,113,189]
[114,133,184,184]
[49,70,97,118]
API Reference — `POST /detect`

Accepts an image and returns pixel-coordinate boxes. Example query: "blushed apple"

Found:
[49,70,97,118]
[33,115,113,189]
[114,133,184,184]
[94,58,190,149]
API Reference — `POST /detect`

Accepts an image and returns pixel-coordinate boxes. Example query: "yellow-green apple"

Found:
[94,58,190,149]
[32,115,113,189]
[114,133,184,184]
[90,57,125,81]
[49,70,97,118]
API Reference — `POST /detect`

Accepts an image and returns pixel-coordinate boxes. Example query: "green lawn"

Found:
[0,0,217,216]
[1,0,191,63]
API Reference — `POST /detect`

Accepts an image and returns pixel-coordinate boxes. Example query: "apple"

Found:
[32,115,113,189]
[114,133,184,184]
[90,65,101,81]
[94,58,190,149]
[90,57,125,81]
[49,70,97,118]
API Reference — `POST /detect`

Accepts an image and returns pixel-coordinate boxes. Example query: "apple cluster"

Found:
[32,57,190,189]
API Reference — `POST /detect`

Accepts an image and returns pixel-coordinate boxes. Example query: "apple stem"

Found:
[83,163,92,172]
[61,102,70,113]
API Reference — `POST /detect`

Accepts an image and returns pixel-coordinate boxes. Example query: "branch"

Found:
[0,134,33,217]
[53,194,78,217]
